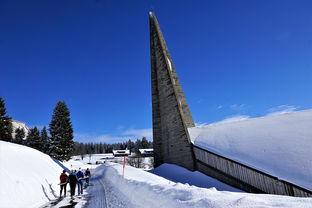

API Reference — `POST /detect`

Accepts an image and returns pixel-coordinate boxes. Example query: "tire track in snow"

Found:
[83,164,135,208]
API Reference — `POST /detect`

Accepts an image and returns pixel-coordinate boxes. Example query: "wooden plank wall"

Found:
[193,146,312,197]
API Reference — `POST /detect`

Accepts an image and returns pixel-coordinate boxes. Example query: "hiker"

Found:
[68,170,78,197]
[85,168,91,185]
[59,170,68,197]
[76,168,84,195]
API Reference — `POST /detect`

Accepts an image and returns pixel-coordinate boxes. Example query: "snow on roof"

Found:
[139,149,154,154]
[113,149,130,155]
[188,109,312,191]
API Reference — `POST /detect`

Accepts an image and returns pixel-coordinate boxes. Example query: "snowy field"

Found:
[189,109,312,191]
[1,141,312,208]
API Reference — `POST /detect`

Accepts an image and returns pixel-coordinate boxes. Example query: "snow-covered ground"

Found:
[85,162,312,208]
[2,141,312,208]
[149,163,242,192]
[0,141,65,208]
[189,109,312,191]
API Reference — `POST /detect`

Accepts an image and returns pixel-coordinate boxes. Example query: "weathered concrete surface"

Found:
[149,12,196,171]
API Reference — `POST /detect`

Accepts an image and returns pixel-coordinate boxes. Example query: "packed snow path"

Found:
[83,163,135,208]
[42,164,135,208]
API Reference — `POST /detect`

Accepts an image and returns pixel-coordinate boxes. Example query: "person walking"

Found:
[76,168,84,195]
[59,170,68,198]
[84,168,91,185]
[68,170,78,198]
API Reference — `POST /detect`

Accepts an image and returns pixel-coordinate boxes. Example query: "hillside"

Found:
[0,141,64,208]
[189,109,312,190]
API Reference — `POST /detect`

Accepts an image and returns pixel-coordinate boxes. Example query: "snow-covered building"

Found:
[113,150,130,157]
[189,110,312,196]
[138,149,154,157]
[149,11,312,197]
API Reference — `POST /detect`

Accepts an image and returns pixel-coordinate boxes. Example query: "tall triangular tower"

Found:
[149,12,196,170]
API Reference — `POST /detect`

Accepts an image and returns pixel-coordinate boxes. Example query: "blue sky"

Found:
[1,0,312,143]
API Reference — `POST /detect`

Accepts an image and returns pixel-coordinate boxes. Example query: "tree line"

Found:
[0,97,153,161]
[73,137,153,156]
[0,97,74,161]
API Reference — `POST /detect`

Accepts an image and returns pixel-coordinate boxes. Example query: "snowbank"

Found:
[188,109,312,190]
[0,141,64,208]
[150,164,242,192]
[103,163,312,208]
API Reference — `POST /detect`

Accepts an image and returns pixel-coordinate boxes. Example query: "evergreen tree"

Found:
[41,126,51,154]
[127,139,135,151]
[141,137,149,149]
[49,101,74,161]
[27,127,44,151]
[0,97,13,142]
[14,128,25,144]
[135,138,143,151]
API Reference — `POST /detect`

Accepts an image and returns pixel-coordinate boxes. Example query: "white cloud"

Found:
[195,122,208,127]
[230,104,247,111]
[93,134,133,143]
[217,105,223,109]
[121,128,153,140]
[197,99,204,104]
[266,105,298,116]
[212,115,250,125]
[74,128,153,143]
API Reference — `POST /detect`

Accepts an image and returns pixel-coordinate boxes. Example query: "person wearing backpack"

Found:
[76,168,84,195]
[59,170,68,198]
[84,168,91,185]
[68,170,78,198]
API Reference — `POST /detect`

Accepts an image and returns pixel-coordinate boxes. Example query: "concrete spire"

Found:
[149,12,196,170]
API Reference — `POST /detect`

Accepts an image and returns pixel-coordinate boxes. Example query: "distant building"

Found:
[12,120,30,140]
[138,149,154,157]
[112,150,130,157]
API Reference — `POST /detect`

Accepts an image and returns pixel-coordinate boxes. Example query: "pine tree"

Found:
[49,101,74,161]
[135,138,143,151]
[0,97,13,142]
[27,127,44,151]
[41,126,51,154]
[14,128,25,144]
[141,137,149,149]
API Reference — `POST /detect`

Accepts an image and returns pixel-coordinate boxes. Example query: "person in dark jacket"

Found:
[85,168,91,185]
[76,168,84,195]
[59,170,68,197]
[68,170,78,197]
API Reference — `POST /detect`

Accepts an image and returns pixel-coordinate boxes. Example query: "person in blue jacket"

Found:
[76,168,84,195]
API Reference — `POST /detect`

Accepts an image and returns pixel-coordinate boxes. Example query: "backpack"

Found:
[60,173,68,183]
